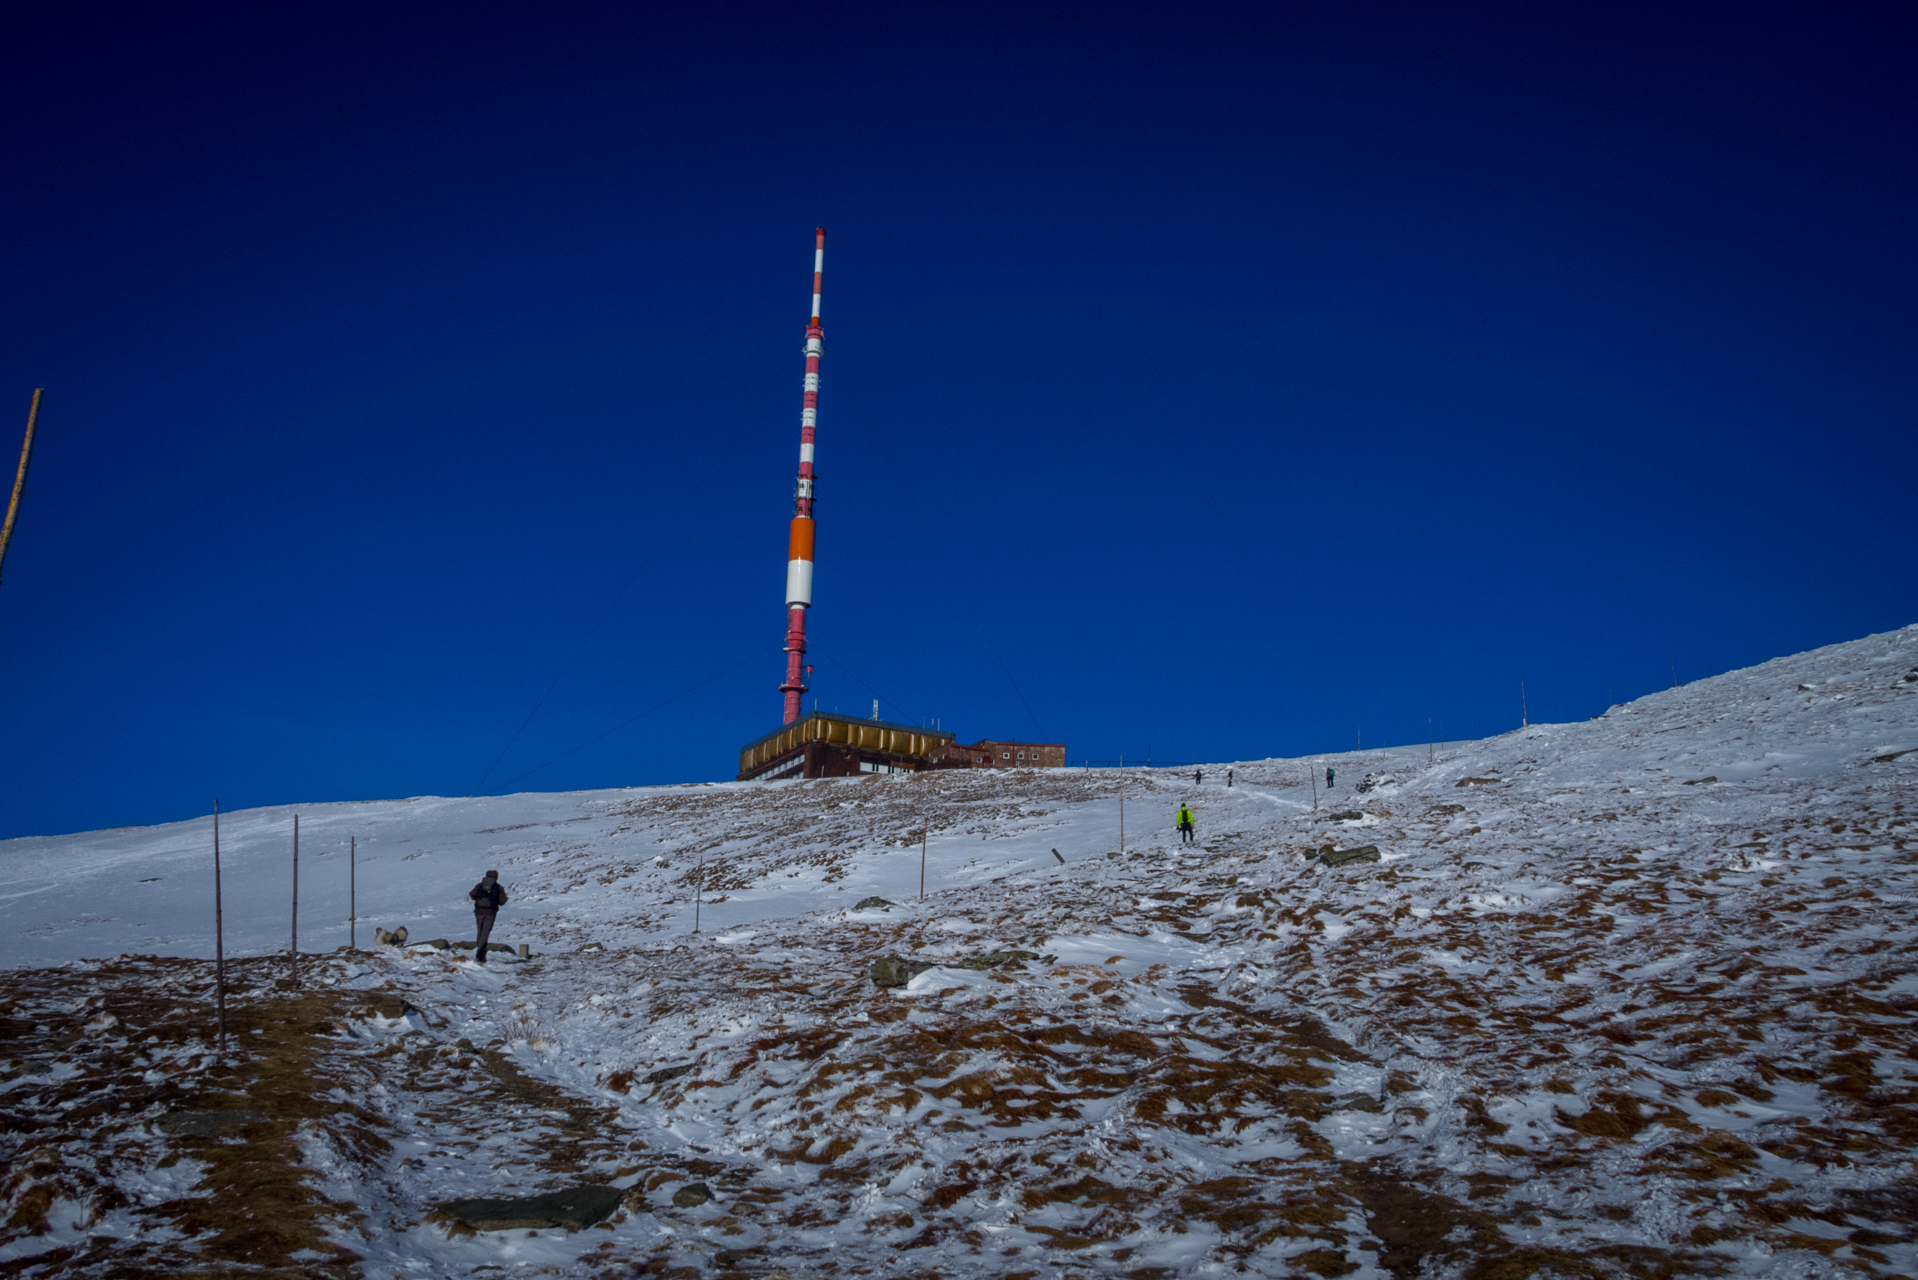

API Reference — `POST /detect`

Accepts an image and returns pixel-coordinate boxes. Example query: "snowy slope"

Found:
[2,624,1916,1278]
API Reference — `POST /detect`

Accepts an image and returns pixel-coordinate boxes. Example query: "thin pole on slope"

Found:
[1428,720,1434,765]
[0,389,43,585]
[349,836,356,951]
[1671,664,1678,690]
[214,800,227,1046]
[1118,783,1125,855]
[290,814,300,987]
[1309,762,1317,811]
[1521,682,1528,729]
[920,815,928,901]
[694,850,703,933]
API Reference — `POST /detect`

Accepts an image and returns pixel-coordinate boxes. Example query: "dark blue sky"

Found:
[1,2,1912,837]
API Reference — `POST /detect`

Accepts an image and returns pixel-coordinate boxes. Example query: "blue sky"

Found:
[0,2,1912,837]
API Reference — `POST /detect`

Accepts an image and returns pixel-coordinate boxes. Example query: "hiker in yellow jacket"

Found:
[1176,804,1195,846]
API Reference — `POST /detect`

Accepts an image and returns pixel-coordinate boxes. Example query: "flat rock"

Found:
[432,1184,622,1232]
[672,1182,713,1208]
[960,949,1042,970]
[158,1109,270,1137]
[644,1063,697,1085]
[854,896,894,911]
[1319,845,1382,868]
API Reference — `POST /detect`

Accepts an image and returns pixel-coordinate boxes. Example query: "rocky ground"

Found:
[3,625,1916,1278]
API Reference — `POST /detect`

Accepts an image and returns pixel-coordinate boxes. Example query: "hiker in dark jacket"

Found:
[1326,766,1336,789]
[469,870,508,963]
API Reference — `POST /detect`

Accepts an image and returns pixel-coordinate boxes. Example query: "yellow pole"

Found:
[0,389,43,584]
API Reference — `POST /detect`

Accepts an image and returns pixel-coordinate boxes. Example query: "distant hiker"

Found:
[1195,769,1204,787]
[1176,804,1195,846]
[1227,769,1234,788]
[1326,766,1336,789]
[468,870,508,963]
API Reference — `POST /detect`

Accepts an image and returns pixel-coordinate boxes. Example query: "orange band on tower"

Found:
[788,517,816,561]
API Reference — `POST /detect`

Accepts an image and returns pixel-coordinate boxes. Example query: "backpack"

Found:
[472,879,502,909]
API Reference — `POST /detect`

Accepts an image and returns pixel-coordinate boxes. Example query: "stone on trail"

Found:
[431,1184,623,1233]
[672,1182,713,1208]
[1328,810,1365,821]
[854,896,894,910]
[1319,845,1382,868]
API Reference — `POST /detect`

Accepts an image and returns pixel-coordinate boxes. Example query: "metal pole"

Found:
[214,799,227,1045]
[694,850,703,933]
[1309,761,1318,811]
[1118,784,1124,855]
[0,389,44,584]
[290,814,299,986]
[919,816,928,900]
[350,836,356,950]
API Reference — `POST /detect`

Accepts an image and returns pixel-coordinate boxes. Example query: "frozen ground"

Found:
[2,624,1916,1278]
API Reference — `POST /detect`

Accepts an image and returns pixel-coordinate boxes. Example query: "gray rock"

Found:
[644,1063,697,1085]
[960,949,1041,971]
[672,1182,713,1208]
[871,955,938,988]
[1327,810,1364,822]
[853,896,894,911]
[433,1184,623,1232]
[1319,846,1381,868]
[417,938,450,950]
[1430,804,1465,815]
[1334,1091,1384,1113]
[158,1109,270,1137]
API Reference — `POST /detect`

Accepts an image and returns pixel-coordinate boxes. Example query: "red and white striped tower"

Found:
[780,229,825,724]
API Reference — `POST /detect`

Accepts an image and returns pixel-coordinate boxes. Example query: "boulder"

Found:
[871,955,938,988]
[853,897,894,911]
[1328,810,1364,822]
[431,1184,623,1233]
[158,1109,269,1137]
[672,1182,713,1208]
[1319,845,1381,868]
